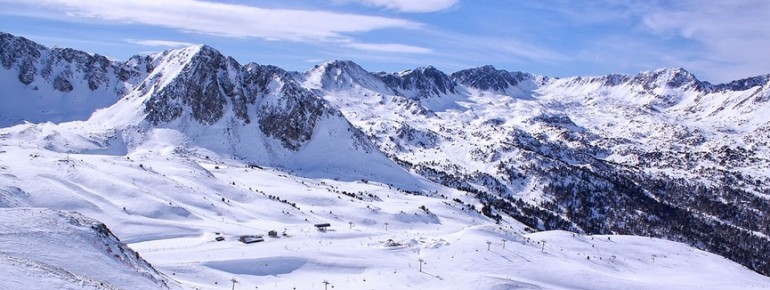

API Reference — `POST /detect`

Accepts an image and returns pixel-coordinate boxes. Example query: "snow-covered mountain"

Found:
[0,32,138,126]
[1,31,770,289]
[0,32,416,186]
[451,64,545,97]
[306,61,770,278]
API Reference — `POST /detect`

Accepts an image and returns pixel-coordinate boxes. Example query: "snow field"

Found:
[2,121,770,289]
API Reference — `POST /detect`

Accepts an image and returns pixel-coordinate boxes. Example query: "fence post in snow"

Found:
[418,258,424,272]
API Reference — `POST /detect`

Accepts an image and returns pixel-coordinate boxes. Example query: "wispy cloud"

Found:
[426,30,566,65]
[18,0,421,42]
[343,42,431,54]
[335,0,458,13]
[639,0,770,81]
[125,39,196,48]
[499,0,770,81]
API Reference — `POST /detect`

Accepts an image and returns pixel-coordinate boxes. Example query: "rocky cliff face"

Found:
[0,33,137,94]
[248,63,330,150]
[0,33,386,170]
[377,66,459,99]
[141,46,344,152]
[0,33,138,126]
[143,46,239,125]
[451,65,535,92]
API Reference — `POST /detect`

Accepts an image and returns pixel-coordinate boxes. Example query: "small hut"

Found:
[314,223,331,232]
[238,235,264,244]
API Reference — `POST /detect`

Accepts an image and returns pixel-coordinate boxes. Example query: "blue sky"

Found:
[1,0,768,83]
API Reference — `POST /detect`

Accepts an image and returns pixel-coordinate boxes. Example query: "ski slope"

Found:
[1,128,769,289]
[0,208,174,289]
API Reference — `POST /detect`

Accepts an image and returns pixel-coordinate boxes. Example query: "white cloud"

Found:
[339,0,458,13]
[125,39,196,48]
[523,0,770,82]
[426,30,566,64]
[639,0,770,81]
[344,42,431,54]
[21,0,421,42]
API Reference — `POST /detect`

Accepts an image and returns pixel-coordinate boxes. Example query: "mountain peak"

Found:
[149,44,222,66]
[471,64,499,72]
[650,67,688,74]
[312,60,371,78]
[634,67,704,90]
[378,65,458,99]
[715,74,770,91]
[138,43,245,126]
[305,60,383,91]
[396,65,442,76]
[1,32,47,84]
[191,44,223,58]
[318,59,360,69]
[451,65,533,92]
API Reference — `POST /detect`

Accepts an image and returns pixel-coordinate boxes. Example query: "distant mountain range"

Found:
[2,30,769,278]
